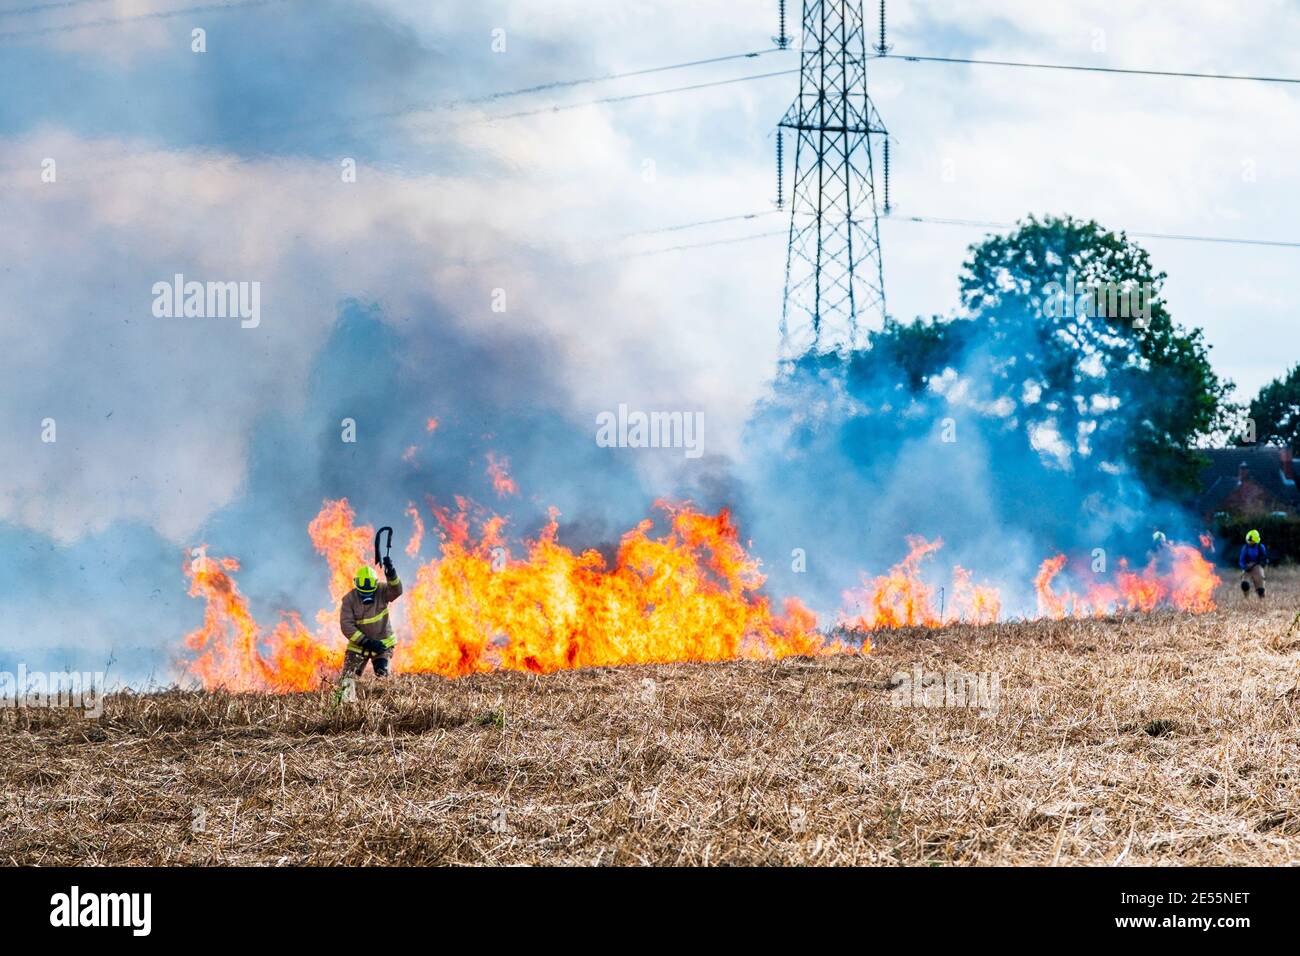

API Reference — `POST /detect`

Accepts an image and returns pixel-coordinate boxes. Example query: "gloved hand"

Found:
[360,636,388,656]
[382,556,397,579]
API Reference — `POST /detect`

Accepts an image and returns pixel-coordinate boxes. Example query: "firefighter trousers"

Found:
[1241,564,1265,596]
[342,649,391,678]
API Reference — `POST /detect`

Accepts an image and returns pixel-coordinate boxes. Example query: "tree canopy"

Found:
[958,216,1231,494]
[1248,364,1300,450]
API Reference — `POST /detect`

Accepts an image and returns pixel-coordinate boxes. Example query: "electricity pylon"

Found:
[777,0,890,357]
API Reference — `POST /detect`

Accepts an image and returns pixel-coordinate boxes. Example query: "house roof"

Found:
[1196,446,1299,516]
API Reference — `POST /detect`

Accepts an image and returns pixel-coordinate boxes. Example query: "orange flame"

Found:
[182,553,339,693]
[182,500,382,690]
[309,499,373,599]
[840,536,1001,629]
[405,503,424,558]
[1034,543,1219,617]
[1033,554,1071,618]
[1168,544,1221,613]
[486,452,517,498]
[951,566,1002,625]
[184,498,856,691]
[402,500,848,675]
[183,495,1219,694]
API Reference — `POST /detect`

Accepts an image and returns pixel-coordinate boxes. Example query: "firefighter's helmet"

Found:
[354,565,379,594]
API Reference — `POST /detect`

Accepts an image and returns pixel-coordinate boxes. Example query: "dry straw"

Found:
[3,572,1298,865]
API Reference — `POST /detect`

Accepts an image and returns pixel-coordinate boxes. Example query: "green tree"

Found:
[857,316,968,391]
[958,215,1231,496]
[1248,364,1300,450]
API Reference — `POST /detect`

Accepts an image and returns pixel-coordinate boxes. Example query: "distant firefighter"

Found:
[1239,529,1268,600]
[1148,530,1173,573]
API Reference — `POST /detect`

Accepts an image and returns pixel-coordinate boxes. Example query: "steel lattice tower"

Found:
[779,0,889,357]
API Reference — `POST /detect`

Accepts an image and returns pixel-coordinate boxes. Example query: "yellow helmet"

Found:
[1246,529,1261,545]
[354,565,378,593]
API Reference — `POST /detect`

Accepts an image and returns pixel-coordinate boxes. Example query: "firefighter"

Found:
[1148,530,1174,574]
[1239,529,1268,600]
[340,555,402,677]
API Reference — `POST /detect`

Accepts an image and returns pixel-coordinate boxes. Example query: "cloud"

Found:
[0,120,766,543]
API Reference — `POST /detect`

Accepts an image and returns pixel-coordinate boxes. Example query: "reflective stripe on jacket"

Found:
[340,577,403,653]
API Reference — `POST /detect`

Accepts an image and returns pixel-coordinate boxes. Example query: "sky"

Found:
[2,0,1298,681]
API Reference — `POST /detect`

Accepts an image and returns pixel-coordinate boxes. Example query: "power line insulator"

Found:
[882,138,891,215]
[775,129,785,210]
[774,0,792,50]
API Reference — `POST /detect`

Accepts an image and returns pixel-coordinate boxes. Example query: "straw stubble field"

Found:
[4,571,1300,865]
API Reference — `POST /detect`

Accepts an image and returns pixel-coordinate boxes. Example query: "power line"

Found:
[285,48,790,135]
[885,52,1300,87]
[612,211,1300,253]
[615,210,778,240]
[454,49,785,107]
[0,0,113,17]
[287,45,1300,140]
[886,214,1300,249]
[0,0,294,40]
[313,46,1300,136]
[478,68,799,123]
[612,229,787,260]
